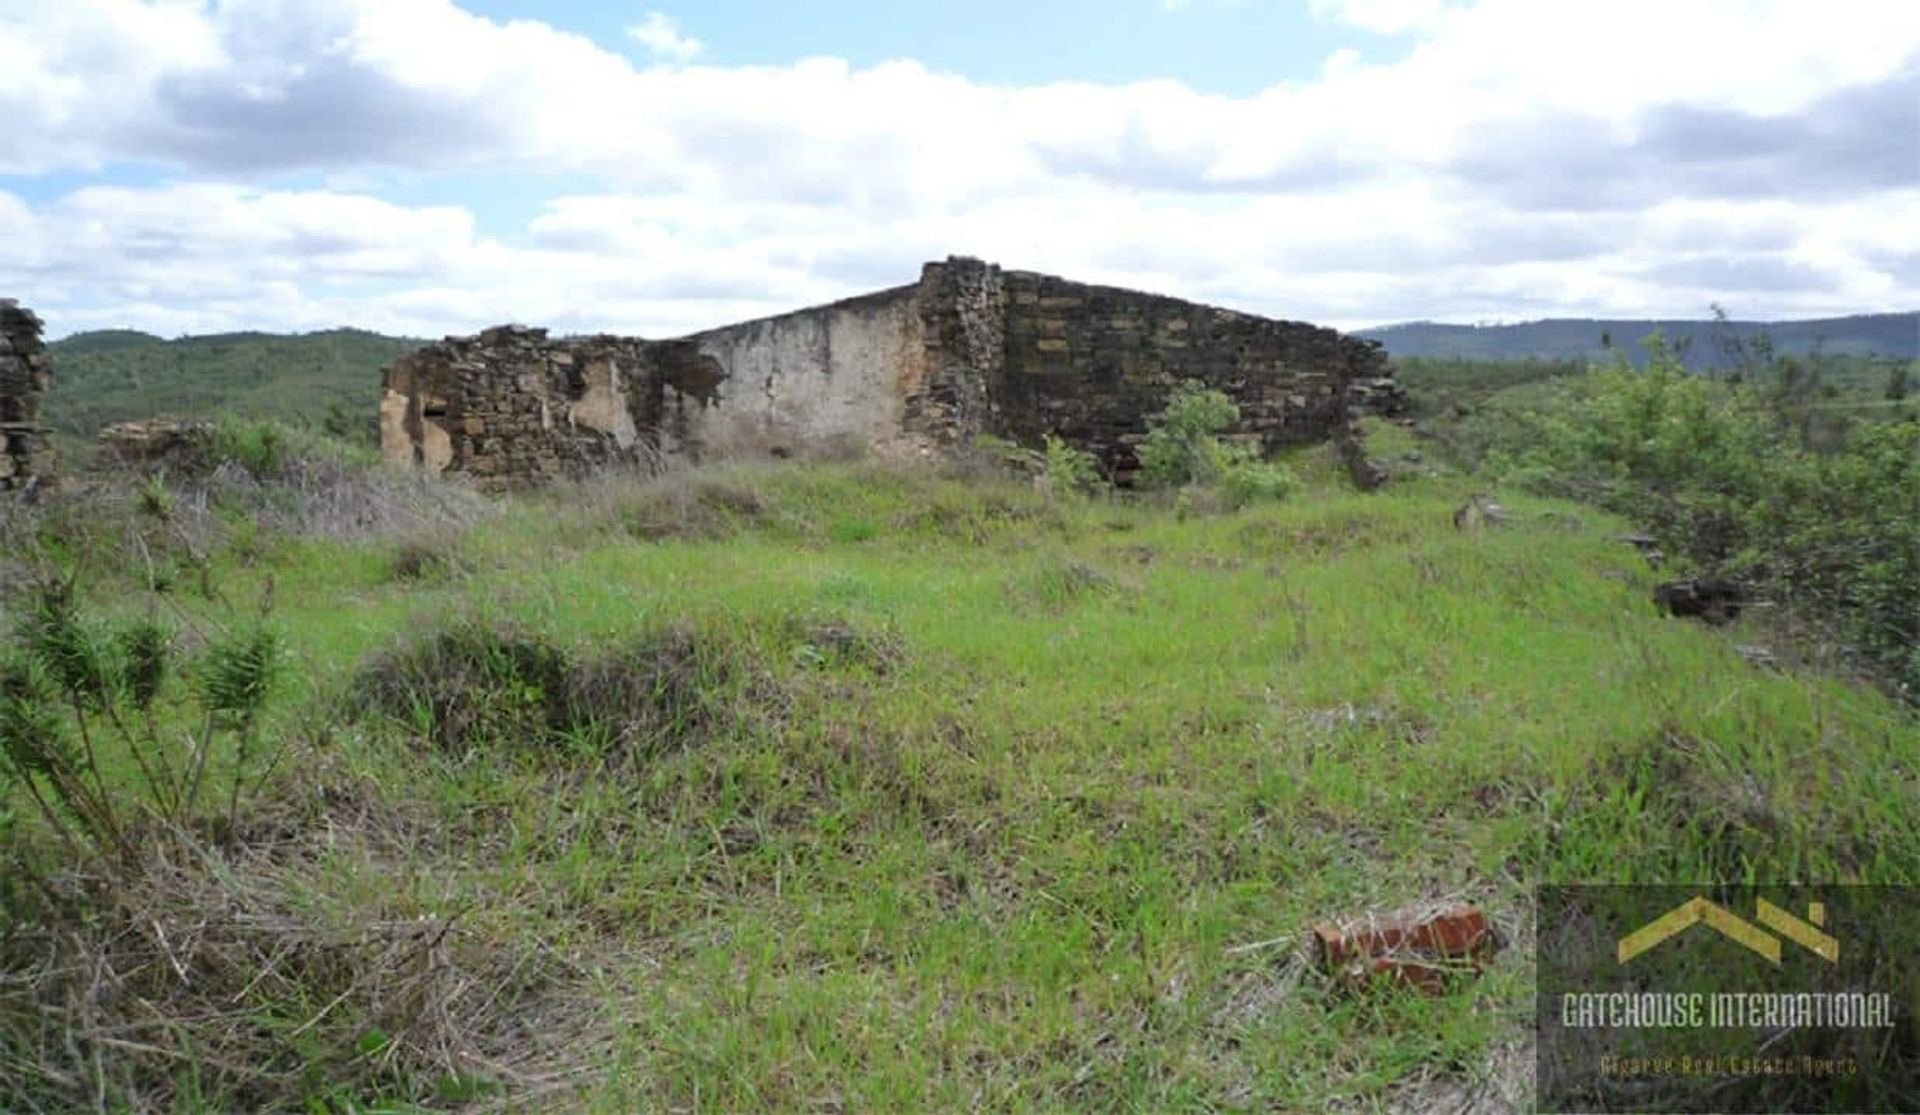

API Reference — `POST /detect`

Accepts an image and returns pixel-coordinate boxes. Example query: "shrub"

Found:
[1138,381,1241,488]
[970,433,1033,472]
[1221,460,1300,508]
[349,620,748,761]
[1479,344,1919,696]
[388,535,472,582]
[1136,381,1298,508]
[969,432,1103,498]
[1,827,576,1112]
[205,415,296,478]
[1042,434,1102,497]
[608,471,774,541]
[781,616,906,674]
[136,475,177,521]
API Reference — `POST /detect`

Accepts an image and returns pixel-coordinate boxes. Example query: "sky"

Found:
[0,0,1916,340]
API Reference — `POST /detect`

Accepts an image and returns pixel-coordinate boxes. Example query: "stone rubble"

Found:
[97,418,215,466]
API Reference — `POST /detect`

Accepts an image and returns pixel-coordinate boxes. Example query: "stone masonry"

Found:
[0,300,54,492]
[987,263,1398,471]
[381,258,1405,487]
[382,327,732,484]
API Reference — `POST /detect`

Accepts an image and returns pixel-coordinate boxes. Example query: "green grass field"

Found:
[3,450,1916,1112]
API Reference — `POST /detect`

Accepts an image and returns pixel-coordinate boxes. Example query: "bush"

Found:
[205,415,296,478]
[1136,381,1298,508]
[968,433,1029,470]
[1138,381,1242,488]
[105,416,491,545]
[968,432,1103,498]
[1042,434,1101,497]
[1221,460,1300,508]
[349,620,747,761]
[1479,344,1920,696]
[389,536,472,583]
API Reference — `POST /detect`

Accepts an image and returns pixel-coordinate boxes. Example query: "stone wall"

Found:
[984,261,1396,475]
[380,258,1405,487]
[0,300,54,492]
[381,326,686,484]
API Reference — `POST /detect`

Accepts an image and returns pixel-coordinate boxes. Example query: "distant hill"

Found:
[1358,313,1918,368]
[52,329,168,354]
[44,328,424,444]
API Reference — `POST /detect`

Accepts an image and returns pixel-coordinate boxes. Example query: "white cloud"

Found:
[0,0,1915,339]
[626,11,702,63]
[1320,48,1363,77]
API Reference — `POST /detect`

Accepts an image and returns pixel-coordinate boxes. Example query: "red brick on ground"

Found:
[1310,903,1499,994]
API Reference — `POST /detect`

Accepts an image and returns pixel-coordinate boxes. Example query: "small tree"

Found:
[1137,381,1297,505]
[1138,381,1242,488]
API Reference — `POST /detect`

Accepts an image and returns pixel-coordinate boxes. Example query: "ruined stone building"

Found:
[0,300,54,492]
[380,257,1403,486]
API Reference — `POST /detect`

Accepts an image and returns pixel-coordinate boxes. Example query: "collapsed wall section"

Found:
[0,300,54,492]
[380,326,685,484]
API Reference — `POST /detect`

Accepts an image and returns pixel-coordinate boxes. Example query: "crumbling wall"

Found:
[0,300,54,492]
[379,326,715,484]
[379,258,1405,486]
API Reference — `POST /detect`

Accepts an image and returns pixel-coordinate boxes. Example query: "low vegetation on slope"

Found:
[1424,345,1920,697]
[2,423,1914,1111]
